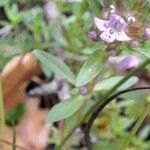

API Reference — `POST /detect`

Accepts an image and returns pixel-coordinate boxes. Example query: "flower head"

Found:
[109,55,140,73]
[88,31,98,41]
[118,55,140,72]
[144,28,150,39]
[79,86,88,95]
[94,5,131,43]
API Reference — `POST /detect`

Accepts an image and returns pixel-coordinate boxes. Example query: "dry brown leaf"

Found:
[16,98,50,150]
[2,53,40,112]
[0,53,51,150]
[0,99,50,150]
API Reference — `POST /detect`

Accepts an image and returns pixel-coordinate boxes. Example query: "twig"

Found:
[0,137,28,150]
[84,87,150,150]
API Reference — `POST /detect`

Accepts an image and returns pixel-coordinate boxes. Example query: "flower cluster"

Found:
[82,5,150,95]
[93,5,150,74]
[92,5,150,44]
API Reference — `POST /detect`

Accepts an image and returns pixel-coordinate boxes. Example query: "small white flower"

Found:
[94,6,131,43]
[110,5,115,13]
[127,14,136,22]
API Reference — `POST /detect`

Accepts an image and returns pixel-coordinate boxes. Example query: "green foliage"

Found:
[76,50,107,86]
[5,104,25,126]
[94,76,139,91]
[0,0,150,149]
[46,95,85,123]
[120,104,150,150]
[33,49,75,84]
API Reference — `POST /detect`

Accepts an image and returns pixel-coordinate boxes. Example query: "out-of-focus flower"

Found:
[127,14,136,23]
[109,55,140,73]
[118,55,140,72]
[79,86,88,95]
[144,28,150,39]
[109,5,115,14]
[88,31,98,41]
[130,40,139,48]
[94,5,130,43]
[108,56,126,65]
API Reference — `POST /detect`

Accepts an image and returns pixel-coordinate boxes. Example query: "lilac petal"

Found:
[94,17,108,31]
[144,28,150,39]
[115,31,130,42]
[109,15,126,31]
[100,29,116,43]
[118,55,140,72]
[79,87,88,95]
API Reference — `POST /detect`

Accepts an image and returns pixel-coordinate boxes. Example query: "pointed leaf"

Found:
[46,96,85,123]
[33,49,75,84]
[94,76,139,91]
[87,0,102,16]
[76,50,107,87]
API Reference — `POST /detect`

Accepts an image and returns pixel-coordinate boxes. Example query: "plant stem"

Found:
[13,122,16,150]
[56,59,150,150]
[0,137,27,150]
[120,104,150,150]
[84,87,150,149]
[0,75,6,150]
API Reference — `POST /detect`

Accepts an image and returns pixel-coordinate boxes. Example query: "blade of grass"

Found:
[119,104,150,150]
[12,121,16,150]
[0,75,6,149]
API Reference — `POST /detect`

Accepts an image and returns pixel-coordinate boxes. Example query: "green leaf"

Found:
[76,50,107,87]
[119,104,150,150]
[94,141,116,150]
[94,76,139,91]
[46,96,85,123]
[33,49,75,84]
[87,0,102,16]
[136,48,150,59]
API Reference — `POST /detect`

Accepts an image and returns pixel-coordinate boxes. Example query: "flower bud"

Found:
[130,40,139,48]
[88,31,98,41]
[144,28,150,39]
[79,86,88,96]
[118,55,140,72]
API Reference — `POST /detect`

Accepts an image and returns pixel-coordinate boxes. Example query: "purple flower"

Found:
[118,55,140,72]
[88,31,98,41]
[144,28,150,39]
[94,6,130,43]
[79,87,88,96]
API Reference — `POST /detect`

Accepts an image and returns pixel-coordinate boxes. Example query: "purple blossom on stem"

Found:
[79,86,88,96]
[144,28,150,39]
[88,31,98,41]
[94,5,131,43]
[118,55,140,72]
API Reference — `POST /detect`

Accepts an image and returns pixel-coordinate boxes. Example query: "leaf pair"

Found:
[33,49,107,123]
[33,50,139,124]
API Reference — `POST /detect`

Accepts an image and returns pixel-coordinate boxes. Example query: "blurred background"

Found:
[0,0,150,150]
